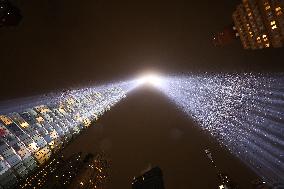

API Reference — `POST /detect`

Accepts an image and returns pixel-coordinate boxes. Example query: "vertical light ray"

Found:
[157,73,284,184]
[0,79,135,188]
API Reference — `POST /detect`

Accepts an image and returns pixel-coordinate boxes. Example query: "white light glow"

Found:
[137,73,163,87]
[157,73,284,185]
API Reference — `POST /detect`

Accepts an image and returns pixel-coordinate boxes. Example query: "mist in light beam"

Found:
[0,79,139,189]
[152,73,284,184]
[1,73,283,186]
[0,80,137,115]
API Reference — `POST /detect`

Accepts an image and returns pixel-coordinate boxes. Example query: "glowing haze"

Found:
[0,72,283,186]
[134,72,164,87]
[136,73,284,185]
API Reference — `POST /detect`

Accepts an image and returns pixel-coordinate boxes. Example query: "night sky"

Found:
[1,0,284,188]
[0,0,283,100]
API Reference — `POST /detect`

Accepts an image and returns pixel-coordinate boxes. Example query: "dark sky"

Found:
[0,0,283,100]
[0,1,283,188]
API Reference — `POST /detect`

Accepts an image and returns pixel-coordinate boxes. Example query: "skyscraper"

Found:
[212,25,237,47]
[41,152,85,189]
[0,86,127,189]
[68,152,110,189]
[204,149,238,189]
[232,0,284,49]
[19,152,110,189]
[132,167,165,189]
[19,153,68,189]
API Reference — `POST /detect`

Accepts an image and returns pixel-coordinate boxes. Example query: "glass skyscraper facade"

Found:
[0,86,127,189]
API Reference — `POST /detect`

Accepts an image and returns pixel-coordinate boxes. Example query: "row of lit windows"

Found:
[234,0,284,49]
[4,89,125,189]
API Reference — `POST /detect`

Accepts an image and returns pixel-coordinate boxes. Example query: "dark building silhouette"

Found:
[204,149,238,189]
[0,0,22,27]
[217,172,239,189]
[19,152,110,189]
[19,153,75,189]
[212,25,237,47]
[68,152,110,189]
[42,152,83,189]
[132,167,165,189]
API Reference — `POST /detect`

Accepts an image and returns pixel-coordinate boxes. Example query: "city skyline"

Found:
[0,0,284,188]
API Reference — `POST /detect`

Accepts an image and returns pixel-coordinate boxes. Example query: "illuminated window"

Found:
[265,43,270,47]
[275,7,282,12]
[20,121,29,128]
[36,116,44,123]
[272,25,277,29]
[0,115,13,125]
[270,20,277,30]
[265,5,271,10]
[270,21,276,25]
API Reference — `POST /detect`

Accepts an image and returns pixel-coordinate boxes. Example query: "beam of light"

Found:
[1,73,284,187]
[135,73,164,87]
[154,73,284,185]
[0,80,136,189]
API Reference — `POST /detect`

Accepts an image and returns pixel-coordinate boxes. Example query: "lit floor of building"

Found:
[0,86,126,189]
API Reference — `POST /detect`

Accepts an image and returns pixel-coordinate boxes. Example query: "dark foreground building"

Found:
[19,153,81,189]
[19,152,110,189]
[132,167,165,189]
[68,152,110,189]
[212,25,237,47]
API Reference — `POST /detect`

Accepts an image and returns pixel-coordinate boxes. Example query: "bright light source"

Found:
[137,73,163,87]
